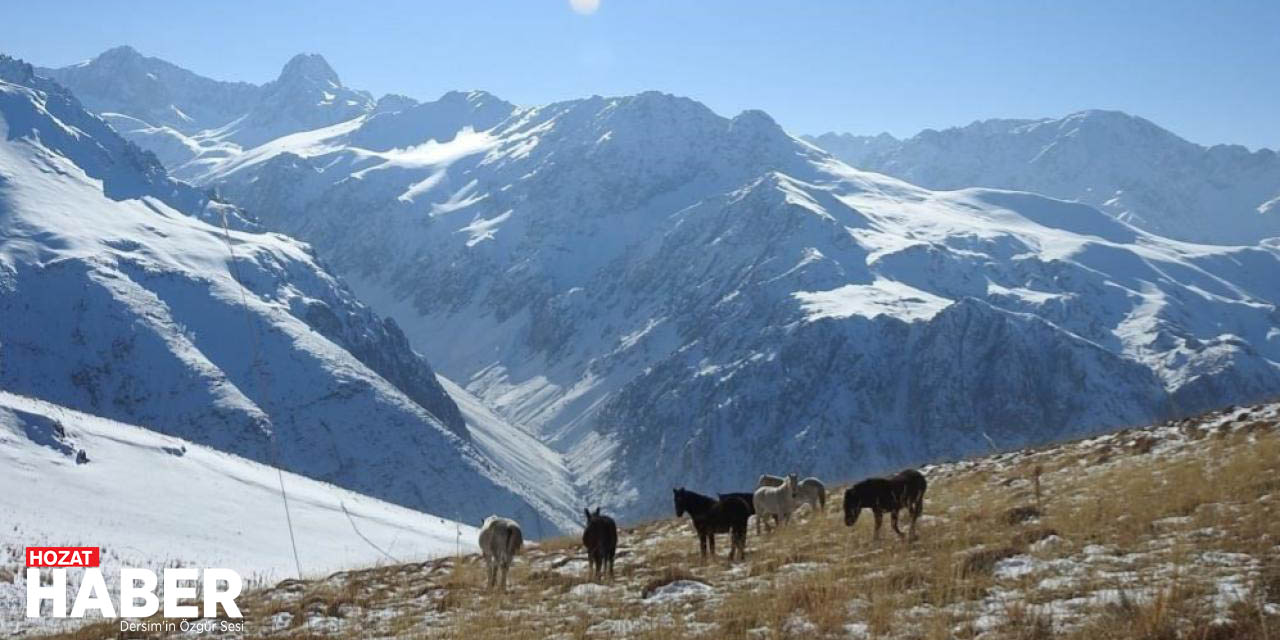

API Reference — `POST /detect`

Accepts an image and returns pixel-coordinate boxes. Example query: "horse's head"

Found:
[787,473,799,496]
[843,487,861,526]
[673,488,686,517]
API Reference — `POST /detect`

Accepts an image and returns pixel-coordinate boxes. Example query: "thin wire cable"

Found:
[340,501,399,564]
[217,209,304,579]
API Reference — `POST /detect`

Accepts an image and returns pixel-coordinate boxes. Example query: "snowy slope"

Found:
[440,375,580,539]
[804,111,1280,245]
[0,55,577,532]
[0,390,478,636]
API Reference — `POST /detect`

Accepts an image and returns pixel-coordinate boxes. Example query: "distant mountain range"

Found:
[39,46,376,179]
[22,47,1280,521]
[804,112,1280,245]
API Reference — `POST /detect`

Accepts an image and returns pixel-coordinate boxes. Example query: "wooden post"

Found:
[1033,465,1043,511]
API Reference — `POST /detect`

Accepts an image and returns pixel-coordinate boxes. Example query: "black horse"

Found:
[674,488,749,561]
[581,507,617,580]
[843,469,927,541]
[717,492,756,515]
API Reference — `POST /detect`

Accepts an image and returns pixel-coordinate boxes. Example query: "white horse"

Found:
[478,515,523,591]
[753,473,799,534]
[796,477,827,515]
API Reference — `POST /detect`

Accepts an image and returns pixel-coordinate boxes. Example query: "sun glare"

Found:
[569,0,600,16]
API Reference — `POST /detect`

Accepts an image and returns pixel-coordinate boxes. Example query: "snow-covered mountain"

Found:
[0,55,578,532]
[804,111,1280,245]
[40,46,377,179]
[0,389,481,635]
[177,89,1280,519]
[44,50,1280,521]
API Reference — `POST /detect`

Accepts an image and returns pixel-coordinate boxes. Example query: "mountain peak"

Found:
[731,108,783,132]
[277,53,341,87]
[0,54,36,84]
[96,45,143,62]
[1067,108,1135,121]
[374,93,419,113]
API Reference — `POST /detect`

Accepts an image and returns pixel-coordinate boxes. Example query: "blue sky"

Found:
[11,1,1280,148]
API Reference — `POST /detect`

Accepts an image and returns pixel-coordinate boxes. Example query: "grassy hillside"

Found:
[36,402,1280,639]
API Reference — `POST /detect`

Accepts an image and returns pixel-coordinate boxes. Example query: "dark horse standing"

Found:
[674,488,749,561]
[581,507,617,580]
[717,492,756,515]
[843,469,927,541]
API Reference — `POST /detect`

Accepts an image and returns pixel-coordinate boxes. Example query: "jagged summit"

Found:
[276,52,343,87]
[374,92,419,113]
[93,44,142,61]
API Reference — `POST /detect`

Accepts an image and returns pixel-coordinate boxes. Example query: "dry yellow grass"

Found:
[31,404,1280,639]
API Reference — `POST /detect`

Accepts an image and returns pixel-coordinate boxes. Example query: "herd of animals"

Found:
[477,469,928,590]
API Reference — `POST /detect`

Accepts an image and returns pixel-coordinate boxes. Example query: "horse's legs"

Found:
[699,532,708,559]
[486,561,497,590]
[872,509,884,541]
[891,509,905,539]
[910,496,923,541]
[708,532,716,559]
[499,562,509,591]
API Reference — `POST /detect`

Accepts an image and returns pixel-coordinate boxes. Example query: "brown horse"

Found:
[843,469,927,541]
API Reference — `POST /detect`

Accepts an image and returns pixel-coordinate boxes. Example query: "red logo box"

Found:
[26,547,100,568]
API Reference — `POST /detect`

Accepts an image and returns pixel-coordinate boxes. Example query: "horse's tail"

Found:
[911,475,926,519]
[507,525,524,559]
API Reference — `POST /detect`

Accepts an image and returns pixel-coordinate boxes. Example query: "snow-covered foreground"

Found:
[37,400,1276,639]
[0,391,479,636]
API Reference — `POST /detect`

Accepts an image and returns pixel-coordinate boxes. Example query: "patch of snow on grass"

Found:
[645,580,712,604]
